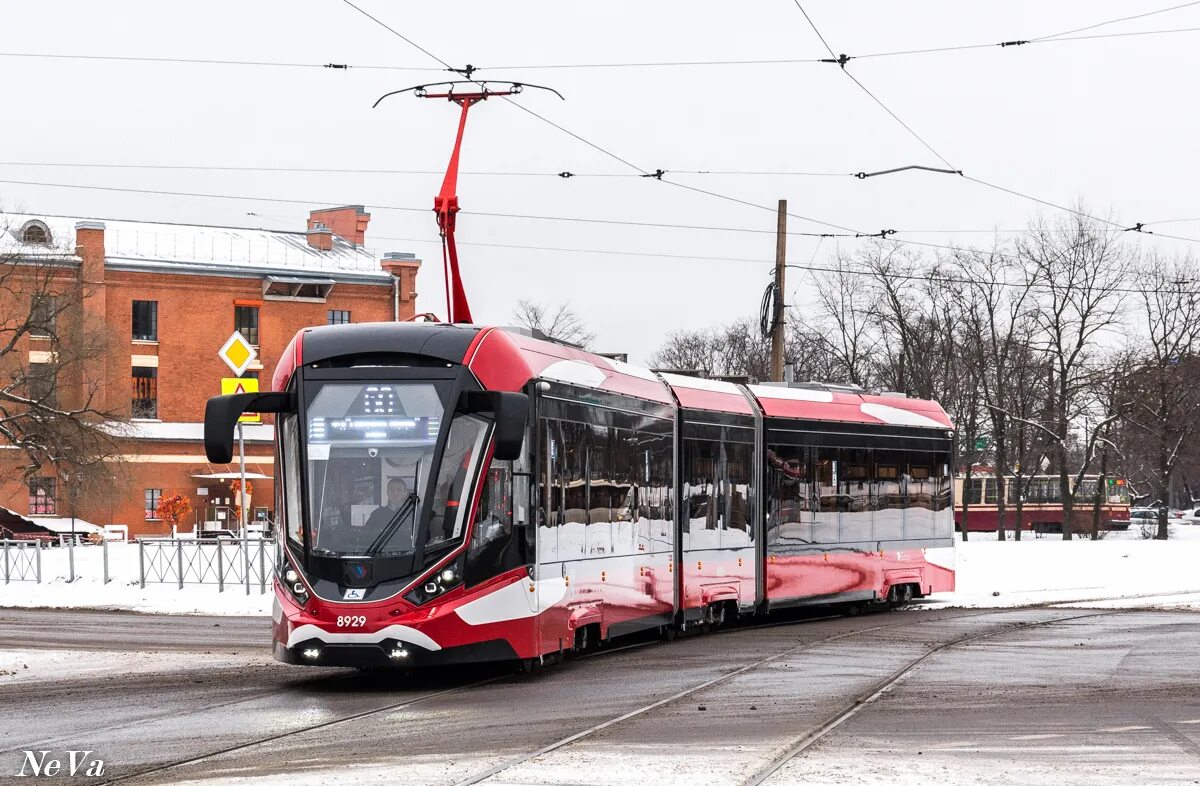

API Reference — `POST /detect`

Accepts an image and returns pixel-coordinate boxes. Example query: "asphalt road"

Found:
[1,606,1197,785]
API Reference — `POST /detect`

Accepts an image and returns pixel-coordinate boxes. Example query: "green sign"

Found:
[974,437,988,450]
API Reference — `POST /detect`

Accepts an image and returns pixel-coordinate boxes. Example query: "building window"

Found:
[132,366,158,419]
[145,489,162,520]
[327,309,351,325]
[29,478,56,515]
[132,300,158,341]
[30,295,56,338]
[234,305,259,346]
[28,363,56,407]
[20,222,50,245]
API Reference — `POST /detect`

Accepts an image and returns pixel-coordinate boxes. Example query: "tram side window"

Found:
[558,420,589,560]
[684,439,719,550]
[1025,477,1062,503]
[724,439,754,547]
[280,414,305,546]
[932,458,953,538]
[967,478,996,505]
[905,451,937,539]
[609,428,639,558]
[873,449,905,542]
[466,460,517,586]
[812,448,839,543]
[839,447,872,543]
[647,428,674,554]
[586,424,614,556]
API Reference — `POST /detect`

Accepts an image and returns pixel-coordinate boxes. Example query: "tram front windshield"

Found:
[302,381,489,560]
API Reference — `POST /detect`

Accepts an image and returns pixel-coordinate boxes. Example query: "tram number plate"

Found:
[336,615,367,628]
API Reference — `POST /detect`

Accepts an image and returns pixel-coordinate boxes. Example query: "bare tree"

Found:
[0,218,124,499]
[955,244,1041,541]
[1019,212,1131,539]
[512,300,595,348]
[1117,254,1200,539]
[651,326,722,375]
[804,252,878,386]
[651,318,772,380]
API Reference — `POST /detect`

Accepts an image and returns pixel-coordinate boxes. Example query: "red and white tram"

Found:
[204,322,957,668]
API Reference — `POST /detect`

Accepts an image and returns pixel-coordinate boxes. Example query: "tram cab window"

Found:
[303,381,489,566]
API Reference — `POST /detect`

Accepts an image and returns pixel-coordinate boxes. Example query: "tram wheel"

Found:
[659,624,678,642]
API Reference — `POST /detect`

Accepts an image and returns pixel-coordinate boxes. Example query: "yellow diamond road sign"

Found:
[218,331,257,377]
[222,377,261,422]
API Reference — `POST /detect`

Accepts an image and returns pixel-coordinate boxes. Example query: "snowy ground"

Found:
[2,528,1199,616]
[0,541,274,615]
[931,525,1200,611]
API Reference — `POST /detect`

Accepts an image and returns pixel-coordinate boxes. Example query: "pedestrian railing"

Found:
[1,540,42,583]
[138,538,277,594]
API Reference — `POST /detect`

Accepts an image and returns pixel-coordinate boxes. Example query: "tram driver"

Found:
[362,477,417,552]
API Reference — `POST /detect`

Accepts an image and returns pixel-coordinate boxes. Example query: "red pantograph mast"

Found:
[432,93,492,324]
[374,80,562,324]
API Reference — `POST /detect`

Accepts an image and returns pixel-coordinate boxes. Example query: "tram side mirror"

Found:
[459,391,529,461]
[204,392,296,464]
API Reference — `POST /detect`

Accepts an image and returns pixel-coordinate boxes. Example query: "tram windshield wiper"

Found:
[365,492,419,556]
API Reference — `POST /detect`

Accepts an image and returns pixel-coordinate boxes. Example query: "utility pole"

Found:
[770,199,787,382]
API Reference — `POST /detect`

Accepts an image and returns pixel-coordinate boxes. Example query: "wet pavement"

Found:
[0,607,1197,785]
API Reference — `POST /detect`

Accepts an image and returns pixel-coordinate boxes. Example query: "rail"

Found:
[137,537,277,594]
[1,539,42,583]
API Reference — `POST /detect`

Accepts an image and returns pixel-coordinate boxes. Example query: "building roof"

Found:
[1,211,402,284]
[0,506,104,536]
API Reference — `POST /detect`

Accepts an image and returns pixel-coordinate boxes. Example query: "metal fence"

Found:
[1,540,42,583]
[138,538,276,594]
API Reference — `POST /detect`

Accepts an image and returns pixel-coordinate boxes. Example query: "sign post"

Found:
[218,332,258,538]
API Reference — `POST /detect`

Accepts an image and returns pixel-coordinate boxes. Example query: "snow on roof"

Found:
[102,421,274,443]
[0,211,400,283]
[0,507,104,535]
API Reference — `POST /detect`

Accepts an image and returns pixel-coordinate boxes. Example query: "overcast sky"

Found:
[4,1,1199,362]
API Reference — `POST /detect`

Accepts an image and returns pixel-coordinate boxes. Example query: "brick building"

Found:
[0,205,421,538]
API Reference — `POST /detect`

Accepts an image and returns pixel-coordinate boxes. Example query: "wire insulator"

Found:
[820,54,852,67]
[558,171,575,178]
[324,63,349,69]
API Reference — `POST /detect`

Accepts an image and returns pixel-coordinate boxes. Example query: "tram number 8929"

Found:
[336,615,367,628]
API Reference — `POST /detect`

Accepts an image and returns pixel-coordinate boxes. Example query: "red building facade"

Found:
[0,205,421,538]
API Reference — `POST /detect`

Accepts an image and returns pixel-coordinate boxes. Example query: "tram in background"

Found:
[952,474,1132,534]
[204,322,956,669]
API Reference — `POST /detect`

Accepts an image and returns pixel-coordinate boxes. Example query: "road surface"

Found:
[1,606,1197,785]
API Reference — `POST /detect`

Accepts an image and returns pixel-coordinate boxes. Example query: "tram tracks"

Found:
[73,605,1129,785]
[85,631,678,785]
[92,675,509,785]
[740,609,1123,785]
[451,608,1123,786]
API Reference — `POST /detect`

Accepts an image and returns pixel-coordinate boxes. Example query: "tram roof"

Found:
[275,323,952,430]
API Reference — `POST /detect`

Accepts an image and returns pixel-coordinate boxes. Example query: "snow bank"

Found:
[929,526,1200,610]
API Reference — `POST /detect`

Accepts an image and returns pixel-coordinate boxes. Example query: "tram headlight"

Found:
[404,557,465,606]
[279,556,309,606]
